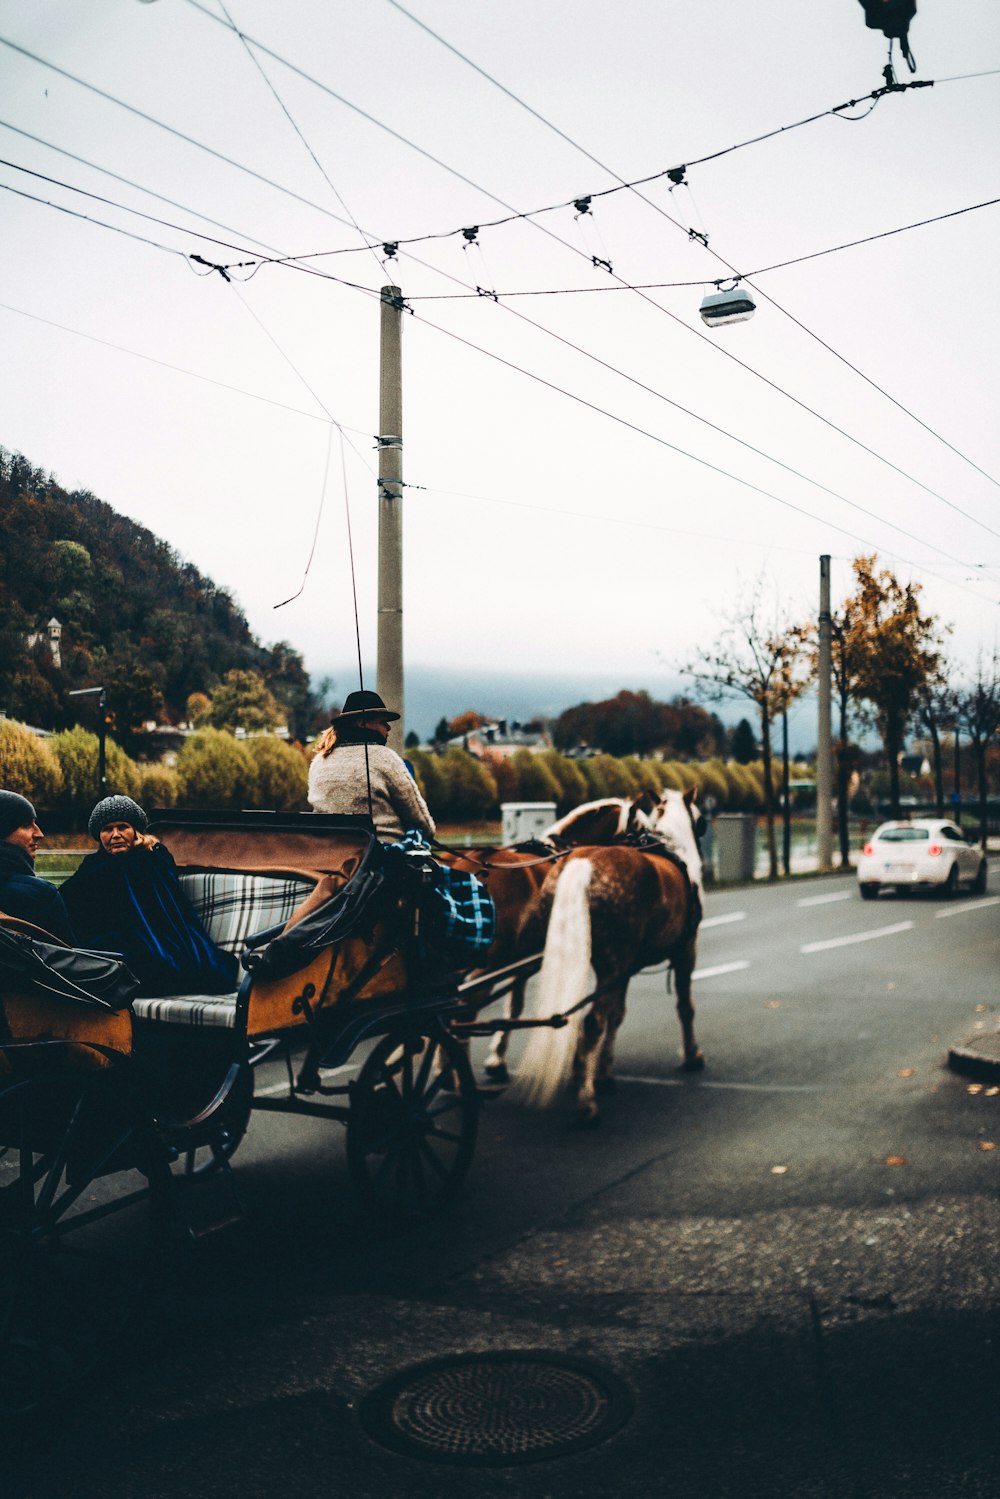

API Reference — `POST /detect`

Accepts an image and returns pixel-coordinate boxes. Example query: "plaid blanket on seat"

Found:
[179,872,314,955]
[383,830,495,964]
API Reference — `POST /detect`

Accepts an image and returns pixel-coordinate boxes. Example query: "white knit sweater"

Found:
[307,743,436,841]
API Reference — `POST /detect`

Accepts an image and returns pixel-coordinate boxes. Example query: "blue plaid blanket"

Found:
[383,830,496,964]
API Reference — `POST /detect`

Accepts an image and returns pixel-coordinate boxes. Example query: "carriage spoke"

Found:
[417,1138,451,1181]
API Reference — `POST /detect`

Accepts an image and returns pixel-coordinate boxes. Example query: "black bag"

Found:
[242,839,387,981]
[0,926,138,1011]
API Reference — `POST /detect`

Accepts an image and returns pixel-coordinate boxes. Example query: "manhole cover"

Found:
[358,1350,633,1467]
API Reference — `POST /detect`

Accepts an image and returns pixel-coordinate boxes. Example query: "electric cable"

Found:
[0,119,285,257]
[0,36,363,234]
[7,150,997,574]
[0,300,374,434]
[214,0,386,282]
[376,6,1000,496]
[8,22,994,526]
[4,26,997,567]
[406,299,997,599]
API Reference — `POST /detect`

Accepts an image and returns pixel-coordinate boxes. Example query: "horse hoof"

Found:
[681,1052,706,1073]
[484,1062,510,1084]
[572,1110,602,1129]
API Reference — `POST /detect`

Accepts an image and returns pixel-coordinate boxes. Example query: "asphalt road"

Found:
[9,869,1000,1499]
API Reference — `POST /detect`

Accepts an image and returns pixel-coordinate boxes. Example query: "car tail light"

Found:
[863,842,874,856]
[927,843,942,856]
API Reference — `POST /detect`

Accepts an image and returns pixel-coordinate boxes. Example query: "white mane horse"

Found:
[513,788,706,1122]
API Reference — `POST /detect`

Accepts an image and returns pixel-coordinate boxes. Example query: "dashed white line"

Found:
[701,911,747,928]
[797,891,853,907]
[693,960,750,980]
[935,897,1000,919]
[615,1074,826,1094]
[800,921,913,954]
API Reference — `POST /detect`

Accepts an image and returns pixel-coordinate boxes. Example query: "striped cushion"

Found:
[132,992,238,1028]
[179,872,315,955]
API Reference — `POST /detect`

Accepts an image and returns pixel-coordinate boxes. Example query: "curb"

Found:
[947,1032,1000,1084]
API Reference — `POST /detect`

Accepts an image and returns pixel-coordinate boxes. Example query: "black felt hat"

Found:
[333,690,400,724]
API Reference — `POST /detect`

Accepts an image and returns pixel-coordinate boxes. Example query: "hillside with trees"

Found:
[0,448,318,742]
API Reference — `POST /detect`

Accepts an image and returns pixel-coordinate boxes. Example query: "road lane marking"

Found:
[255,1063,359,1098]
[701,911,747,928]
[800,921,913,954]
[797,891,853,907]
[935,897,1000,919]
[616,1074,826,1094]
[693,960,750,980]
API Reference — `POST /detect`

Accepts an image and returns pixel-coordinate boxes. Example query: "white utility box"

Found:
[501,801,557,845]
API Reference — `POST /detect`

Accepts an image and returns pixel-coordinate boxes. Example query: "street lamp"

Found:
[68,686,108,800]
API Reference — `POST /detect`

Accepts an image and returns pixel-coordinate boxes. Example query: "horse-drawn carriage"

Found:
[0,793,705,1414]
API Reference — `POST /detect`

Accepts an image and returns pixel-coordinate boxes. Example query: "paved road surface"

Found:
[9,870,999,1498]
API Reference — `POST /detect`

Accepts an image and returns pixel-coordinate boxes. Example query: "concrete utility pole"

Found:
[377,285,404,754]
[816,554,834,870]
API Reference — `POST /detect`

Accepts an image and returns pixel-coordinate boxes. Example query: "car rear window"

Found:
[877,828,929,842]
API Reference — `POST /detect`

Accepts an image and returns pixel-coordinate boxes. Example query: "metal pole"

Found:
[782,707,791,877]
[98,688,108,798]
[377,285,404,754]
[816,555,834,870]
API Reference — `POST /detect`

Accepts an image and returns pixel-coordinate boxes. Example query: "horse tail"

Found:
[514,859,593,1108]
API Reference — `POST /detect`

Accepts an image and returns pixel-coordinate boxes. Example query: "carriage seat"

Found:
[130,870,315,1029]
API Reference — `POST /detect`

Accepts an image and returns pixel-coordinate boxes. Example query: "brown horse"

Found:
[513,788,704,1122]
[436,798,661,1079]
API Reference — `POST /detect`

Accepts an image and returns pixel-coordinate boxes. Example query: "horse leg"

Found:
[673,937,704,1071]
[574,999,609,1125]
[484,976,526,1082]
[595,980,628,1093]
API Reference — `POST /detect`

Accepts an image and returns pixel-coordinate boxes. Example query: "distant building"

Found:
[445,719,551,758]
[24,616,62,670]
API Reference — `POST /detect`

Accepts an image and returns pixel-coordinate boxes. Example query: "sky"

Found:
[2,0,999,737]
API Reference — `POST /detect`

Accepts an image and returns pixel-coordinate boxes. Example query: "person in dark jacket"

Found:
[61,795,237,996]
[0,790,77,943]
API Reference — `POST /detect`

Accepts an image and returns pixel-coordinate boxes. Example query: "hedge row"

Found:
[1,718,783,827]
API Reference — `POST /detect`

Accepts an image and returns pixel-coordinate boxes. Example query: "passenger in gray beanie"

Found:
[0,790,77,943]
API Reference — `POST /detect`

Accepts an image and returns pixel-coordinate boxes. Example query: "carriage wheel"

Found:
[0,1068,171,1418]
[346,1026,479,1228]
[180,1061,254,1179]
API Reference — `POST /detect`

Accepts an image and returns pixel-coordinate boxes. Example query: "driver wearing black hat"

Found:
[307,690,435,842]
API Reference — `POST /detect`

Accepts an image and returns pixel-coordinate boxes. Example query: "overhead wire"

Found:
[5,29,992,537]
[5,148,998,580]
[404,299,998,602]
[380,4,1000,500]
[0,299,375,436]
[0,36,364,234]
[5,19,998,582]
[0,119,286,257]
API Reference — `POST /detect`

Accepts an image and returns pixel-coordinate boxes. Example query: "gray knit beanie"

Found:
[88,795,148,841]
[0,790,37,840]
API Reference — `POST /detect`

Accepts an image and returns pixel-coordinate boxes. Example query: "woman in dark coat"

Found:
[61,795,237,996]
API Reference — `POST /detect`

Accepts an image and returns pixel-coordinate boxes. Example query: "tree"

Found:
[49,726,138,815]
[0,718,64,805]
[510,748,562,805]
[955,653,1000,850]
[537,749,589,813]
[175,729,258,809]
[684,580,808,879]
[242,736,309,811]
[447,710,488,740]
[842,556,944,819]
[730,718,757,765]
[913,667,957,818]
[207,670,285,734]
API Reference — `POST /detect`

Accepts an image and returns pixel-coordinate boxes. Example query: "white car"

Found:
[857,819,987,900]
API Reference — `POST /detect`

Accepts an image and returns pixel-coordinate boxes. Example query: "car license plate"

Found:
[885,863,913,876]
